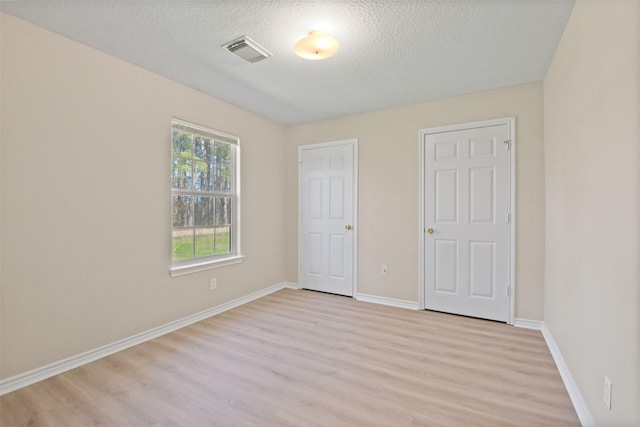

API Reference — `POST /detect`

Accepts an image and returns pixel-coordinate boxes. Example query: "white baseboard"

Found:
[282,281,302,290]
[513,318,544,330]
[355,293,419,310]
[0,281,292,396]
[514,319,594,427]
[285,284,417,310]
[541,324,595,427]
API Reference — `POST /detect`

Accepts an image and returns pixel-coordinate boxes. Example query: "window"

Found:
[170,119,242,275]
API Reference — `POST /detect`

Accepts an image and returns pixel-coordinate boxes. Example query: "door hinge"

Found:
[504,140,511,150]
[507,212,511,223]
[506,286,511,297]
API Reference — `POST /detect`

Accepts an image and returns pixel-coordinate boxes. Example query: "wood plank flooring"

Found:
[1,288,580,426]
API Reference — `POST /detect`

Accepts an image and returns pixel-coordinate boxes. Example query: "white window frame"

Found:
[169,119,243,277]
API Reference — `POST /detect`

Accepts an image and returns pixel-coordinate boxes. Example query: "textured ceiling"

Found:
[0,1,575,125]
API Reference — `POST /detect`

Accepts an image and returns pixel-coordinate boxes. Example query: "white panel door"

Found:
[424,124,510,321]
[299,141,355,296]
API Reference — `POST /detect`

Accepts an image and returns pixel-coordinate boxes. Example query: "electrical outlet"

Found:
[603,376,612,410]
[381,264,388,274]
[210,278,217,290]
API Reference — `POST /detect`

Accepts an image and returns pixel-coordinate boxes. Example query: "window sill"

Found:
[169,255,245,277]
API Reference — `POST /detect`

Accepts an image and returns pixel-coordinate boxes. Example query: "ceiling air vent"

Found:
[223,36,272,63]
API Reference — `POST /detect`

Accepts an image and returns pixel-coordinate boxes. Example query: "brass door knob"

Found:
[427,228,434,234]
[345,225,352,230]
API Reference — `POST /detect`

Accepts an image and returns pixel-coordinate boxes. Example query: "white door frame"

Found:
[298,139,358,297]
[418,118,516,324]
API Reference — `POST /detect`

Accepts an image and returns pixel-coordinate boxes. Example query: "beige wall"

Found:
[544,1,640,425]
[285,82,545,320]
[0,13,287,378]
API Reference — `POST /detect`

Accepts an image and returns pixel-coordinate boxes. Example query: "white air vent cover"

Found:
[223,36,272,63]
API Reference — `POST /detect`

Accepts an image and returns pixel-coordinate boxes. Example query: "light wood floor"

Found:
[1,288,580,426]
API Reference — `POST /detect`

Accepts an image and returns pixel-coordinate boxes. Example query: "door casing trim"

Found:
[298,139,359,297]
[418,118,516,324]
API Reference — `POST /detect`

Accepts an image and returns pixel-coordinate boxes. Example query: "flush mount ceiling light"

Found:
[294,31,339,60]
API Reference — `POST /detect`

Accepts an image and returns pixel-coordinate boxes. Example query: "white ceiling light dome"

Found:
[294,31,339,60]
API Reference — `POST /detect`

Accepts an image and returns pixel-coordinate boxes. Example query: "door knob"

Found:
[345,225,352,230]
[427,228,434,234]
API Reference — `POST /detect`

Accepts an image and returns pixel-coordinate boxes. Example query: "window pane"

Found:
[214,226,231,254]
[193,137,215,192]
[172,195,192,227]
[194,136,214,160]
[171,158,192,190]
[172,130,193,158]
[214,165,232,193]
[194,228,215,258]
[207,161,216,192]
[172,228,194,261]
[203,139,214,162]
[194,196,214,226]
[215,197,232,225]
[193,158,210,192]
[211,141,232,194]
